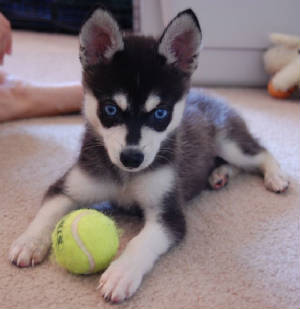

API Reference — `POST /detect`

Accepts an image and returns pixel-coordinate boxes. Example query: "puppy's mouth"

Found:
[118,165,145,173]
[116,160,151,173]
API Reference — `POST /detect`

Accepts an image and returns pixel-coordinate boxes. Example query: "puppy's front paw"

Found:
[98,258,143,303]
[9,232,50,267]
[264,169,289,193]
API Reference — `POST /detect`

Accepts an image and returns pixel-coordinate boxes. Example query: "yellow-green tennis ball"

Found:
[51,209,119,275]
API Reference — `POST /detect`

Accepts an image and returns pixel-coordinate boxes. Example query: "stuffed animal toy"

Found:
[263,33,300,99]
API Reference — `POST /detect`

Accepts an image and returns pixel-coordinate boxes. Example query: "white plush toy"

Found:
[263,33,300,99]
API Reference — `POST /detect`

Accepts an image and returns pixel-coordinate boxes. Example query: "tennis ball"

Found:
[51,209,119,275]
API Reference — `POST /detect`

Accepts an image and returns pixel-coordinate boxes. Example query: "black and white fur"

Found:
[9,8,288,303]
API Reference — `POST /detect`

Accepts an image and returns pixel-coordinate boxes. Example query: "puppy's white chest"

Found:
[116,166,176,209]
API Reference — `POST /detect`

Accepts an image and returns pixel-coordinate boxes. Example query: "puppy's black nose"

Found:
[120,149,144,169]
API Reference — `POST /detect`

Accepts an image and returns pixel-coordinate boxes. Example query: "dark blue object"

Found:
[0,0,132,34]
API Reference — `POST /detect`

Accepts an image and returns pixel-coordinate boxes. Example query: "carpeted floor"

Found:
[0,31,299,308]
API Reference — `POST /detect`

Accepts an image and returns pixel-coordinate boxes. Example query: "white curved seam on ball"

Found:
[71,211,95,273]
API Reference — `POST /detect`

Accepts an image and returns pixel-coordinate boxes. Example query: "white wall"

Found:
[140,0,300,86]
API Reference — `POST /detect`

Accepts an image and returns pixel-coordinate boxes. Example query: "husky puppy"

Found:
[9,8,288,303]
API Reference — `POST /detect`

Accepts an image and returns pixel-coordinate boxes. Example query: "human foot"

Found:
[0,70,33,122]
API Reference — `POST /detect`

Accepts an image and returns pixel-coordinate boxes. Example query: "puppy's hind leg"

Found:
[209,162,240,190]
[216,121,288,193]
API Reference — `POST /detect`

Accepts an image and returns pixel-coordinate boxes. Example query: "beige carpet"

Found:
[0,31,299,308]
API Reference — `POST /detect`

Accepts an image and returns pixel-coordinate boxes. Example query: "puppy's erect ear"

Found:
[158,9,202,74]
[79,8,124,67]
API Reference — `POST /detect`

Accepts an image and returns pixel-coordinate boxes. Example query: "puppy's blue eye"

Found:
[104,105,117,116]
[154,108,168,120]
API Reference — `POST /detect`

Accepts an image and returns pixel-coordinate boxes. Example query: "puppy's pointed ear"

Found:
[79,8,124,67]
[158,9,202,74]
